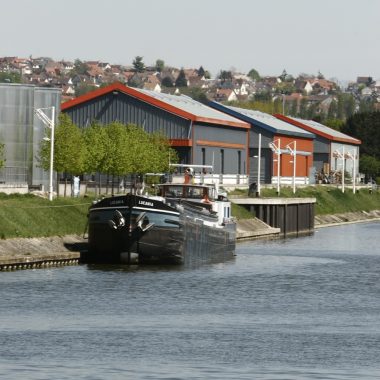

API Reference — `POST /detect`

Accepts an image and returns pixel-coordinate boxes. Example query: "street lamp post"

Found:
[269,138,281,195]
[334,147,345,193]
[257,133,262,196]
[347,149,357,194]
[34,106,55,201]
[286,141,297,194]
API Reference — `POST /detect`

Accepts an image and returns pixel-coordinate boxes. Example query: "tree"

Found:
[155,59,165,72]
[324,118,344,131]
[219,70,232,84]
[75,83,97,97]
[247,68,260,81]
[39,114,86,196]
[317,71,325,79]
[197,66,205,77]
[343,111,380,158]
[82,122,108,193]
[161,76,174,87]
[204,71,211,79]
[359,154,380,179]
[175,68,187,87]
[279,69,287,82]
[133,56,145,73]
[72,59,89,75]
[0,72,21,83]
[180,87,209,104]
[0,142,5,169]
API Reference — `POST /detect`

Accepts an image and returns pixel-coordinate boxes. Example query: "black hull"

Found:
[87,195,236,265]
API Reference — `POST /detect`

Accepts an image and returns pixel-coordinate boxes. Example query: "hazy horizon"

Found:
[1,0,379,83]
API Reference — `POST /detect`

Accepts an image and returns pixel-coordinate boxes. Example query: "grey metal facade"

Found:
[64,92,191,139]
[192,123,247,174]
[0,84,61,186]
[63,90,248,175]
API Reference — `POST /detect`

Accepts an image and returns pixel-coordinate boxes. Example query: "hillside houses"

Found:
[1,55,380,117]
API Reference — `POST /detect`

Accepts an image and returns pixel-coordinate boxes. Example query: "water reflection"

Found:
[0,222,379,380]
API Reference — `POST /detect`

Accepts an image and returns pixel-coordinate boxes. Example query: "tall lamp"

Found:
[34,106,55,201]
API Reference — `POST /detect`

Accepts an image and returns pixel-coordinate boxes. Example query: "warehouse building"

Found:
[0,83,61,190]
[275,115,361,183]
[61,82,250,185]
[208,102,315,188]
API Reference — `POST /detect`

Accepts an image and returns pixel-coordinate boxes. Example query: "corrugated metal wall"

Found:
[64,92,191,139]
[0,84,60,186]
[192,123,247,174]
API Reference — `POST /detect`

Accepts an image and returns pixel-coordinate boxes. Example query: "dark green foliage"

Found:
[247,68,260,81]
[359,155,380,178]
[155,59,165,72]
[175,68,187,87]
[342,111,380,158]
[0,72,21,83]
[0,142,5,169]
[75,83,97,97]
[132,56,145,73]
[161,76,174,87]
[197,66,205,77]
[180,87,209,103]
[219,70,233,83]
[72,59,89,75]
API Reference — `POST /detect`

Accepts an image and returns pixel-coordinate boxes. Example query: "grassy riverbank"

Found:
[0,185,379,239]
[0,194,92,239]
[230,185,380,219]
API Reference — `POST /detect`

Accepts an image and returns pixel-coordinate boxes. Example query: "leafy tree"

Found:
[358,98,375,113]
[161,76,174,87]
[197,66,205,77]
[253,91,271,102]
[324,118,344,131]
[359,154,380,178]
[327,99,338,119]
[72,59,89,75]
[39,114,86,196]
[0,142,5,169]
[219,70,232,83]
[279,69,287,82]
[343,111,380,158]
[180,87,209,104]
[275,82,295,95]
[289,99,298,116]
[247,68,260,81]
[75,83,97,97]
[175,68,188,87]
[82,122,108,180]
[133,56,145,73]
[155,59,165,72]
[317,71,325,79]
[204,70,211,79]
[0,72,22,83]
[298,98,308,118]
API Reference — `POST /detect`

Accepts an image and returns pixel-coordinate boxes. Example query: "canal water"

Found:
[1,222,380,380]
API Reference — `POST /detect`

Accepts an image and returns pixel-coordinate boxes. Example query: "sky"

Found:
[2,0,380,84]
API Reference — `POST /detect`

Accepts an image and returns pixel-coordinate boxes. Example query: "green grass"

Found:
[1,186,380,238]
[0,193,93,239]
[257,185,380,215]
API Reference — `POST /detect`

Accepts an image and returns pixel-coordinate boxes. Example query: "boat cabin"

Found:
[157,184,215,202]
